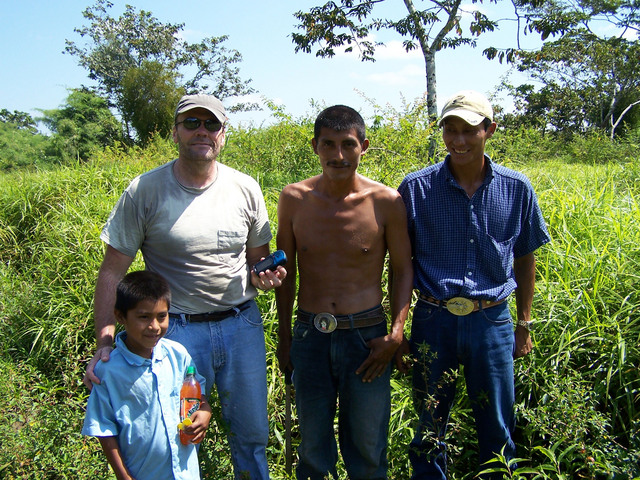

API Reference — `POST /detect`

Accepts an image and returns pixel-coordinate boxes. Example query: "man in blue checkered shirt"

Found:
[397,90,551,479]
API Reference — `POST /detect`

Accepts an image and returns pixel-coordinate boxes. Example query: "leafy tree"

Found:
[65,0,255,143]
[490,0,640,138]
[39,88,121,162]
[291,0,499,123]
[0,109,38,134]
[120,61,185,145]
[0,122,51,171]
[0,109,53,170]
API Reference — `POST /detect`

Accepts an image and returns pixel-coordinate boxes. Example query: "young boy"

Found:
[82,270,212,480]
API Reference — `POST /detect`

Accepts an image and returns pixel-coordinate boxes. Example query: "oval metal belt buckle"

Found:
[446,297,475,316]
[314,313,337,333]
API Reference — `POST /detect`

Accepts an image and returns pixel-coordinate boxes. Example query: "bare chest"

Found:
[293,199,384,255]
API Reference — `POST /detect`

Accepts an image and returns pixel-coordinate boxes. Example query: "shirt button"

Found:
[468,271,473,276]
[470,239,474,243]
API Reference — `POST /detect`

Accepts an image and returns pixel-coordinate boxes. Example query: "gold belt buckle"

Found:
[446,297,475,316]
[314,313,337,333]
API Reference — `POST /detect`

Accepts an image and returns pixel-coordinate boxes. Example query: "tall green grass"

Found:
[0,114,639,478]
[512,161,640,477]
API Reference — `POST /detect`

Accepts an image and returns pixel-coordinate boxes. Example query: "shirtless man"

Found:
[275,105,413,480]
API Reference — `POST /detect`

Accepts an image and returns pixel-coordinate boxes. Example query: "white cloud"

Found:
[351,63,424,87]
[461,2,487,16]
[332,33,422,61]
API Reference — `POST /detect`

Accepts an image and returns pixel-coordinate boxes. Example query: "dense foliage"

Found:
[297,0,640,140]
[494,0,640,139]
[0,108,639,479]
[39,87,122,162]
[64,0,255,144]
[0,91,122,170]
[292,0,500,121]
[0,119,53,171]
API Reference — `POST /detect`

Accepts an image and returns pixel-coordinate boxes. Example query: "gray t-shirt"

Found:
[101,160,272,313]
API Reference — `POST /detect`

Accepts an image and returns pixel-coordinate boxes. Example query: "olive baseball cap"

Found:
[438,90,493,127]
[175,94,228,123]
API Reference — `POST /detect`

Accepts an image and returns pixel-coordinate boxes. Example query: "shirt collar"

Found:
[114,331,168,366]
[443,154,495,187]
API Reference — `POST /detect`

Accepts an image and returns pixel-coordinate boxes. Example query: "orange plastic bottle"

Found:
[179,366,201,445]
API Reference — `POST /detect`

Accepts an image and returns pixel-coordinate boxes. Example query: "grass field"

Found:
[0,118,638,479]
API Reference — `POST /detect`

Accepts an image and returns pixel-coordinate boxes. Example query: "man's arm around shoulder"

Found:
[84,246,134,390]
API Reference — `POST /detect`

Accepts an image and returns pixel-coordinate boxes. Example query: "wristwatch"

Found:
[516,319,534,331]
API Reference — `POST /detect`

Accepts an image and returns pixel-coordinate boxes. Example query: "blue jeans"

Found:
[409,300,516,480]
[166,300,269,480]
[290,318,391,480]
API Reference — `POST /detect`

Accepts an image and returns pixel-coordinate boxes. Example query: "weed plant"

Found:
[0,106,639,478]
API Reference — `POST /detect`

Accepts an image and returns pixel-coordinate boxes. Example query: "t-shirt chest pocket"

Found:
[216,230,246,261]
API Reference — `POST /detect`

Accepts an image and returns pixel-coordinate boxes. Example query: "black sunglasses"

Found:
[175,117,225,132]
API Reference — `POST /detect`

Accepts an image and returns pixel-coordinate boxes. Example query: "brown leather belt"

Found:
[418,294,506,316]
[296,305,385,332]
[170,301,250,323]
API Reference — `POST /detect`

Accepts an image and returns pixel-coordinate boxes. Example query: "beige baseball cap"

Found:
[175,94,228,123]
[439,90,493,127]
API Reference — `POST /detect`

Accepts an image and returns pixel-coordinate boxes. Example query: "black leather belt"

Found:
[296,305,385,332]
[170,301,250,323]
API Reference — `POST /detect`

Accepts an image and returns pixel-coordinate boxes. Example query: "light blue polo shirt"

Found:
[82,332,206,480]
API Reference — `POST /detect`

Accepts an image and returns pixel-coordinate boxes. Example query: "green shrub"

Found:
[0,122,57,171]
[0,359,108,479]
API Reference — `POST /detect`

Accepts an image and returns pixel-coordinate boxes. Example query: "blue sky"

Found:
[0,1,541,129]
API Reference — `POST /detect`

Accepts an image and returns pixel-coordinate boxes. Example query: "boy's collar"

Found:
[114,331,168,365]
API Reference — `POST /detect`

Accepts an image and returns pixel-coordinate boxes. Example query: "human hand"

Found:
[393,336,413,374]
[83,345,113,390]
[184,401,212,444]
[251,265,286,291]
[355,334,401,382]
[514,326,533,358]
[276,339,293,377]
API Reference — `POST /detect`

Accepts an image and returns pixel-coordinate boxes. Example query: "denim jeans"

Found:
[409,299,516,480]
[166,299,269,480]
[290,318,391,480]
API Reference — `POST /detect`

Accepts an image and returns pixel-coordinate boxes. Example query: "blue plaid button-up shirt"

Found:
[398,155,551,302]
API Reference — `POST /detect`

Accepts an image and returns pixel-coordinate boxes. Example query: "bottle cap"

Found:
[186,366,196,375]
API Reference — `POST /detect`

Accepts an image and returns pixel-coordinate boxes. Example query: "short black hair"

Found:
[115,270,171,315]
[314,105,366,143]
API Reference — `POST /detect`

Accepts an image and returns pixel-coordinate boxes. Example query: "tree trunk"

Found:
[425,50,438,121]
[425,50,439,158]
[403,0,440,122]
[610,98,640,140]
[403,0,463,158]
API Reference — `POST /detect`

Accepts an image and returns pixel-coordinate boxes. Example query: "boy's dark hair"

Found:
[314,105,366,143]
[115,270,171,315]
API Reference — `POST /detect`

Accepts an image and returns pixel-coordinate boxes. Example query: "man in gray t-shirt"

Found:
[84,94,286,480]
